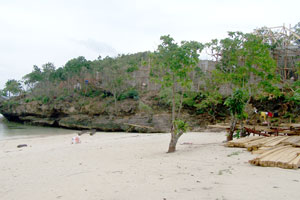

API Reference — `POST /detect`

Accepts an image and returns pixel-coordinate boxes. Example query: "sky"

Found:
[0,0,299,88]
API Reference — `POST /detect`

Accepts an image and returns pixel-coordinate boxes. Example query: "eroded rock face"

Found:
[0,99,174,133]
[58,113,171,133]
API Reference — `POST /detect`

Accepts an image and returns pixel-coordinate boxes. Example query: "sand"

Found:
[1,131,300,200]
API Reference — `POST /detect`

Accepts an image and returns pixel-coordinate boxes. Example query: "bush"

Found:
[126,66,139,73]
[56,96,65,101]
[138,101,152,113]
[24,98,34,103]
[3,100,20,109]
[42,96,50,104]
[118,89,139,100]
[79,88,102,98]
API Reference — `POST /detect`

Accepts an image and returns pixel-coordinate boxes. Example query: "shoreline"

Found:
[1,131,300,200]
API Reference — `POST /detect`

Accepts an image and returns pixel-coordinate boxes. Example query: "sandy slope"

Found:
[0,131,300,200]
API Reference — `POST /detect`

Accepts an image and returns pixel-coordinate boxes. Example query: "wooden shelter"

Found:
[255,24,300,81]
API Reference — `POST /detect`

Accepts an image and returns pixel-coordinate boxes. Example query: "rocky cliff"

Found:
[0,94,203,133]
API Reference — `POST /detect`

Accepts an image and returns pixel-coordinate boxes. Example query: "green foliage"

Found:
[56,95,66,101]
[24,98,34,103]
[209,32,278,96]
[138,101,152,113]
[118,89,139,100]
[3,100,20,109]
[158,88,174,106]
[23,65,43,87]
[126,66,139,73]
[182,92,198,107]
[2,79,22,97]
[42,96,50,104]
[233,130,241,139]
[0,89,5,97]
[151,35,204,121]
[224,89,248,118]
[195,91,222,111]
[64,56,91,75]
[173,119,188,135]
[79,88,102,98]
[286,89,300,104]
[151,35,204,91]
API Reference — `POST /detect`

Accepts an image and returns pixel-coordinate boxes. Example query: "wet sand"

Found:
[1,131,300,200]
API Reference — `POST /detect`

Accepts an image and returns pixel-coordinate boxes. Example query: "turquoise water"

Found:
[0,115,75,140]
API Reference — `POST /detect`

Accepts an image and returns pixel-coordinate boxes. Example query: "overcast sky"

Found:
[0,0,299,88]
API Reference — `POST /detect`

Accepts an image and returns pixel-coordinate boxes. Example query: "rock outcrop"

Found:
[0,97,180,133]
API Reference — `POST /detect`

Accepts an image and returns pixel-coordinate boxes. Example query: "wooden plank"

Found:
[292,142,300,147]
[281,136,300,144]
[249,145,290,166]
[254,145,290,161]
[245,137,277,151]
[226,136,263,147]
[287,155,300,169]
[260,147,294,167]
[252,147,273,155]
[252,144,285,155]
[276,148,300,168]
[263,136,289,147]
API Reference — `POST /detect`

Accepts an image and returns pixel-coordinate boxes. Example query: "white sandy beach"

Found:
[1,131,300,200]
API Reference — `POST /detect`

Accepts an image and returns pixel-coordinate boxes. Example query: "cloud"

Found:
[72,39,118,57]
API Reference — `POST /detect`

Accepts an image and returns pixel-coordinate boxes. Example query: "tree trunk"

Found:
[113,91,117,113]
[167,131,178,153]
[240,120,246,137]
[172,75,176,123]
[176,89,184,119]
[227,116,237,141]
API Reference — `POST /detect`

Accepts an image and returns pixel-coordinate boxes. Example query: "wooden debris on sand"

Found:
[226,136,263,148]
[227,136,300,169]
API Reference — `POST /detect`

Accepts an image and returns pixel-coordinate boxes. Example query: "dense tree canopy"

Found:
[2,79,22,97]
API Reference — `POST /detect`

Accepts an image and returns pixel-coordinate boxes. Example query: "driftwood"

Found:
[17,144,28,148]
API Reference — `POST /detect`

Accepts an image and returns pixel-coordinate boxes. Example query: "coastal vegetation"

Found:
[1,23,300,152]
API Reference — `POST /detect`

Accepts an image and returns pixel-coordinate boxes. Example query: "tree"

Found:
[224,89,248,141]
[152,35,204,152]
[64,56,91,75]
[23,65,43,89]
[0,89,5,98]
[209,32,279,140]
[101,57,130,112]
[3,79,22,97]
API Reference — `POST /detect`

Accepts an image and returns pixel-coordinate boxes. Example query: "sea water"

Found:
[0,114,75,140]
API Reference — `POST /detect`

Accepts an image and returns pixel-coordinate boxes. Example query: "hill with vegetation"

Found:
[1,23,300,150]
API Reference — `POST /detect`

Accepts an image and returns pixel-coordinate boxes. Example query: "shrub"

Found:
[118,89,139,100]
[42,96,50,104]
[79,88,102,98]
[126,66,139,73]
[138,101,152,113]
